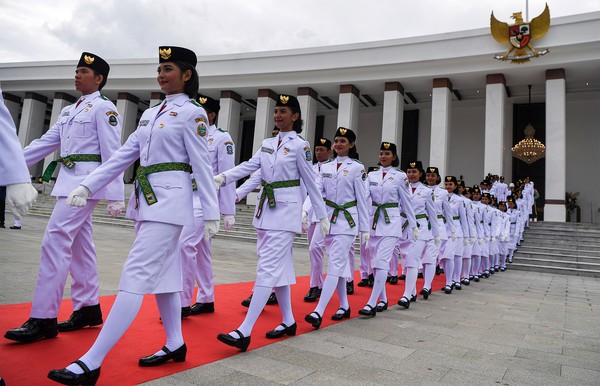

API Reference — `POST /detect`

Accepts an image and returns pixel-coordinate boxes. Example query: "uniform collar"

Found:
[164,93,188,106]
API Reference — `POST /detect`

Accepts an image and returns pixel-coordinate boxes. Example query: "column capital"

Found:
[432,78,453,90]
[384,81,404,94]
[24,92,47,104]
[546,68,566,80]
[2,92,21,104]
[258,88,277,100]
[54,92,76,103]
[297,87,318,99]
[117,92,139,104]
[340,84,360,97]
[220,90,241,103]
[486,74,506,85]
[150,92,165,101]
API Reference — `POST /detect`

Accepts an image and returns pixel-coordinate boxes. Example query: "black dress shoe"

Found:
[410,295,417,302]
[303,287,321,302]
[346,281,354,295]
[241,294,253,307]
[435,265,442,275]
[304,311,322,329]
[5,317,58,343]
[217,330,251,352]
[397,296,410,309]
[58,304,103,332]
[398,274,406,280]
[266,322,297,339]
[267,292,278,305]
[181,306,191,319]
[420,288,431,300]
[473,276,480,282]
[139,344,187,367]
[48,360,100,386]
[331,307,350,320]
[367,274,374,287]
[389,276,398,285]
[190,302,215,314]
[9,226,21,229]
[417,272,424,279]
[357,278,369,287]
[461,278,470,286]
[358,304,376,317]
[443,285,452,294]
[375,301,388,312]
[455,283,462,290]
[0,223,5,228]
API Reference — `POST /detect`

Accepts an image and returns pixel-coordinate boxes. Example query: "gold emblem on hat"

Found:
[84,55,95,65]
[446,176,452,181]
[159,48,172,60]
[410,162,416,168]
[383,142,390,149]
[320,138,326,144]
[429,168,435,173]
[198,97,207,104]
[280,95,289,104]
[339,128,347,135]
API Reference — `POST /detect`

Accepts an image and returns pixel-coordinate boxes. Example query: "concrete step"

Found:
[519,236,600,248]
[516,245,600,257]
[512,255,600,270]
[508,262,600,278]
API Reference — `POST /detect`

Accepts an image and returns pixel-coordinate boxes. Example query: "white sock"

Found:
[235,285,271,337]
[313,274,340,316]
[423,263,435,290]
[453,256,462,283]
[402,267,418,299]
[153,292,183,356]
[366,268,387,307]
[443,259,454,286]
[273,285,294,330]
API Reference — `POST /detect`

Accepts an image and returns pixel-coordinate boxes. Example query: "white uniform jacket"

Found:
[409,182,440,240]
[429,185,455,240]
[0,87,30,185]
[81,93,219,226]
[318,157,369,236]
[22,91,123,200]
[462,196,477,239]
[367,167,416,237]
[207,124,236,215]
[448,193,469,238]
[223,130,326,234]
[472,201,486,240]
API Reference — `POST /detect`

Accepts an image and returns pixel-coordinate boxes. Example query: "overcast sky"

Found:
[0,0,598,63]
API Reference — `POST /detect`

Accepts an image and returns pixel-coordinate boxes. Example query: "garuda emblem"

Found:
[491,4,550,64]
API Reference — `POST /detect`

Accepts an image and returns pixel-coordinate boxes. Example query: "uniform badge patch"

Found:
[159,123,165,128]
[226,144,234,155]
[169,111,178,116]
[361,172,367,181]
[139,120,149,126]
[195,116,208,124]
[105,111,118,116]
[322,173,333,178]
[343,170,349,176]
[283,147,289,155]
[261,146,274,154]
[197,123,207,137]
[304,146,312,161]
[108,115,118,126]
[370,182,378,186]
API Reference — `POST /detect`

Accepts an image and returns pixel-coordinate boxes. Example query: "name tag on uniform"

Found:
[322,173,333,178]
[139,120,149,126]
[261,146,274,154]
[61,111,70,117]
[370,182,378,186]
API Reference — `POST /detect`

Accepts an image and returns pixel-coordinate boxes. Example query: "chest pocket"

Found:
[71,116,93,138]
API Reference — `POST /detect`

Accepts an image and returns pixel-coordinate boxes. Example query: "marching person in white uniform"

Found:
[470,186,486,281]
[444,176,468,292]
[214,94,328,352]
[48,46,220,386]
[358,142,416,316]
[5,53,124,344]
[305,127,369,328]
[179,94,236,317]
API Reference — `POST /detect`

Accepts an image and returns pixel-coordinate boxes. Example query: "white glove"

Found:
[501,235,507,241]
[204,220,220,240]
[223,215,235,231]
[492,236,498,242]
[301,211,311,233]
[514,231,519,238]
[412,227,419,242]
[470,237,476,245]
[434,236,441,246]
[66,185,91,207]
[463,238,468,246]
[478,238,483,245]
[451,232,457,242]
[360,231,370,244]
[6,183,38,217]
[106,200,125,217]
[213,174,225,190]
[319,217,330,237]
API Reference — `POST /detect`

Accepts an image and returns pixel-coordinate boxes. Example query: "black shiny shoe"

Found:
[473,276,480,282]
[181,306,192,319]
[443,285,452,294]
[57,304,103,332]
[346,281,354,295]
[410,295,417,302]
[331,307,350,320]
[435,265,442,275]
[420,288,431,300]
[303,287,321,302]
[267,292,278,305]
[375,301,388,312]
[265,322,297,339]
[139,344,187,367]
[417,272,424,279]
[398,274,406,281]
[217,330,250,352]
[190,302,214,314]
[397,296,410,309]
[241,294,252,308]
[48,360,100,386]
[461,278,470,286]
[304,311,322,329]
[389,276,398,285]
[357,278,369,287]
[368,274,374,287]
[358,304,376,317]
[5,317,58,343]
[454,283,462,290]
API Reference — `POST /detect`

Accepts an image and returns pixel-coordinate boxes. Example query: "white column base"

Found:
[544,204,566,222]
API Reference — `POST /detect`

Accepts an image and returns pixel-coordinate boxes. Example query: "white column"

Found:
[18,92,48,177]
[252,89,276,154]
[429,78,452,177]
[337,84,360,134]
[219,90,242,161]
[43,92,77,175]
[381,81,404,146]
[544,69,567,222]
[484,74,507,176]
[116,92,140,182]
[297,87,318,147]
[1,92,21,130]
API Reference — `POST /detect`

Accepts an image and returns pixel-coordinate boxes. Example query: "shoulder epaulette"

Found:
[322,159,333,164]
[217,128,228,133]
[190,99,201,107]
[297,134,305,140]
[395,168,405,173]
[151,102,162,108]
[371,167,380,172]
[352,159,363,164]
[100,95,109,101]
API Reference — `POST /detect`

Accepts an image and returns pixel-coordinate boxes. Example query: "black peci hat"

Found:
[159,46,197,66]
[445,176,457,184]
[316,138,332,149]
[77,52,109,79]
[406,160,424,171]
[481,192,491,200]
[426,166,440,176]
[276,94,300,111]
[335,127,356,143]
[380,142,397,155]
[457,179,465,188]
[472,185,481,194]
[196,94,220,114]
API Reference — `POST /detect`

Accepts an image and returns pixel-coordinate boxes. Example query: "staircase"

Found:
[511,221,600,278]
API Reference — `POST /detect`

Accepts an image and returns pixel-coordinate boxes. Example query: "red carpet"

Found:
[0,272,446,385]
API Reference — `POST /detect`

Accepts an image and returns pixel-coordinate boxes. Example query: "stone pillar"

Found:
[219,90,242,161]
[42,92,77,176]
[116,92,140,182]
[484,74,507,177]
[381,81,405,146]
[18,92,48,177]
[544,69,567,222]
[429,78,452,177]
[149,92,165,108]
[252,89,277,154]
[337,84,360,134]
[297,87,318,147]
[2,92,21,130]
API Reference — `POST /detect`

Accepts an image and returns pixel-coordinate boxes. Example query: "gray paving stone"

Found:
[503,367,597,386]
[438,369,509,386]
[217,351,314,384]
[515,347,600,371]
[561,364,600,383]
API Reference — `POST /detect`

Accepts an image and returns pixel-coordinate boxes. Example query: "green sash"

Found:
[42,154,101,182]
[371,201,398,230]
[325,198,357,228]
[415,213,431,230]
[437,214,446,224]
[136,162,192,205]
[255,179,300,218]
